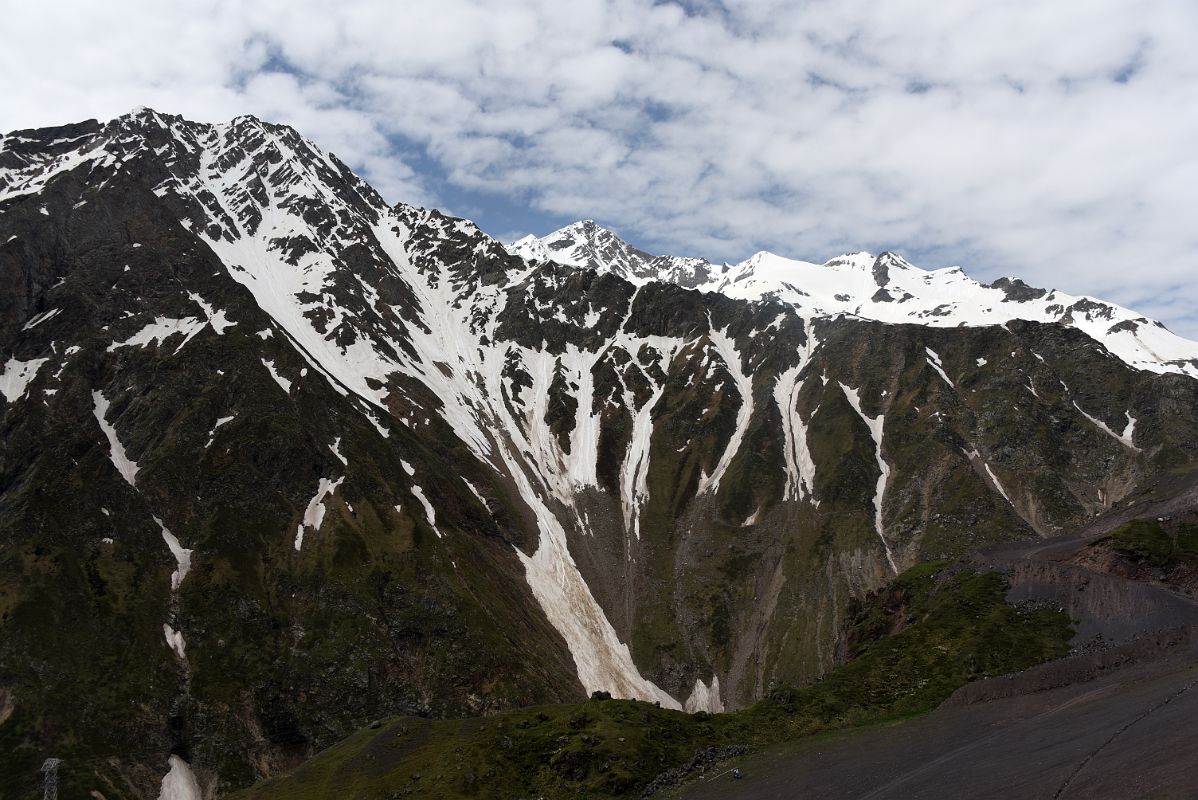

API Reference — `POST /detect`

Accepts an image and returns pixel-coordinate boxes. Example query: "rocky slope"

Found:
[681,488,1198,800]
[1,109,1197,797]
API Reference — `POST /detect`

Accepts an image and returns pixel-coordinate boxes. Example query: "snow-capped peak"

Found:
[509,223,1198,378]
[510,220,714,289]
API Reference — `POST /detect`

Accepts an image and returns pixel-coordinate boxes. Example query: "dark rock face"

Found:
[872,253,892,287]
[2,109,1197,798]
[990,276,1049,302]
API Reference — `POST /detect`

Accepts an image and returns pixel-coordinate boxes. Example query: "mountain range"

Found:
[2,108,1197,798]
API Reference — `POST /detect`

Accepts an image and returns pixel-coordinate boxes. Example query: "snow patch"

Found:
[684,675,724,714]
[204,415,234,448]
[696,322,754,494]
[328,436,347,465]
[840,383,896,573]
[261,358,292,393]
[463,479,488,509]
[925,348,955,389]
[967,449,1014,506]
[360,407,391,438]
[109,317,206,352]
[620,385,664,540]
[401,461,440,537]
[22,308,61,330]
[163,624,186,660]
[508,439,680,708]
[157,517,192,591]
[92,391,139,486]
[1,356,49,403]
[187,291,235,334]
[774,331,821,502]
[295,476,345,550]
[1121,412,1138,449]
[409,485,439,535]
[984,462,1013,506]
[1073,402,1141,452]
[157,755,201,800]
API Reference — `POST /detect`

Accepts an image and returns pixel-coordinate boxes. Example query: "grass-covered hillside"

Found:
[232,563,1072,800]
[1108,518,1198,567]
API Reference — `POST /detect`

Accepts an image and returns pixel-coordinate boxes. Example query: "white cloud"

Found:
[2,0,1196,336]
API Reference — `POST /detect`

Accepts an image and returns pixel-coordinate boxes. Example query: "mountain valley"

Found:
[2,109,1197,798]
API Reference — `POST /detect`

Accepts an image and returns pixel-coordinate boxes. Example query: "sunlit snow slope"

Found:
[513,222,1198,378]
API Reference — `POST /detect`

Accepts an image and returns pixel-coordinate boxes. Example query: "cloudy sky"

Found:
[4,0,1197,336]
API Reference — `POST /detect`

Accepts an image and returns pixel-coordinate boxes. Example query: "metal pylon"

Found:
[40,758,61,800]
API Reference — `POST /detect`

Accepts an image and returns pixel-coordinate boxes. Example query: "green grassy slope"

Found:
[232,564,1071,800]
[1108,519,1198,567]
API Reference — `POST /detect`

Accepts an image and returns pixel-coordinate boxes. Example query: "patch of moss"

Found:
[1174,523,1198,560]
[1109,519,1198,567]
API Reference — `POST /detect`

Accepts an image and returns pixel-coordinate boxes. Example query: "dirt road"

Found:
[684,642,1197,799]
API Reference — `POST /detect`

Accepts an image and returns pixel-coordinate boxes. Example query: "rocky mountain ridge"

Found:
[512,220,1198,378]
[2,108,1197,798]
